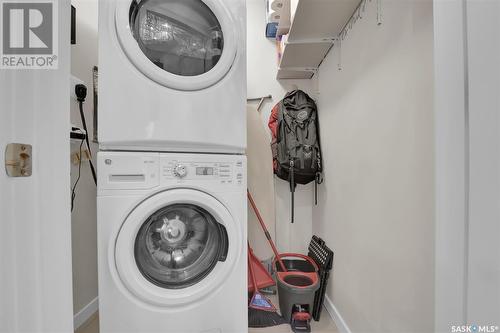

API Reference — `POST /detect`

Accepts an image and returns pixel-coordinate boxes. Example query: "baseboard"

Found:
[74,297,99,330]
[324,295,352,333]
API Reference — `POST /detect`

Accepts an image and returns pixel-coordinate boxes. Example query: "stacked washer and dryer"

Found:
[97,0,247,332]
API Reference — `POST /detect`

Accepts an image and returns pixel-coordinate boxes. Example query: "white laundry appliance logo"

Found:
[1,0,58,69]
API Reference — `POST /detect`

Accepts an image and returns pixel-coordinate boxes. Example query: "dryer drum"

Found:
[129,0,224,76]
[134,203,228,289]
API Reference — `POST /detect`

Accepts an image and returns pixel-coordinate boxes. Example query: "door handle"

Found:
[5,143,32,177]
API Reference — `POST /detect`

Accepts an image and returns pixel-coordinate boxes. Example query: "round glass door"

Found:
[115,0,237,90]
[114,188,241,307]
[129,0,224,76]
[134,203,228,289]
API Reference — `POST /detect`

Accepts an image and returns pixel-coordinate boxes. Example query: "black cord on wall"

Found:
[71,133,85,212]
[75,84,97,186]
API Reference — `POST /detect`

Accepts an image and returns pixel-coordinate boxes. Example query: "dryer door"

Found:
[114,188,241,307]
[115,0,237,91]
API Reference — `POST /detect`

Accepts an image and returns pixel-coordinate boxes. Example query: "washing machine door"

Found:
[114,188,241,307]
[115,0,237,91]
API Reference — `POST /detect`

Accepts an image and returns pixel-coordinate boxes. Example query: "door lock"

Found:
[5,143,32,177]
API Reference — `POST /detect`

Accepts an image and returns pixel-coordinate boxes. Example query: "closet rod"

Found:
[247,95,272,112]
[247,95,272,102]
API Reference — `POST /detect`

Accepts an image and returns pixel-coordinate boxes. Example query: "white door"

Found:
[466,0,500,323]
[434,1,500,330]
[0,0,73,332]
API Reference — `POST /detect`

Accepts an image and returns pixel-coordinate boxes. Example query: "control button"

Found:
[173,164,188,178]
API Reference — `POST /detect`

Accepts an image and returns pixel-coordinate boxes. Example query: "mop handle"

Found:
[247,190,287,272]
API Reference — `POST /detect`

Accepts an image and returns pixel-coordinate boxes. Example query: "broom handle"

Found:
[247,190,287,272]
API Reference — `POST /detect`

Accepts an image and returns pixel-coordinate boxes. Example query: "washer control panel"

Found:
[161,157,245,187]
[98,152,246,192]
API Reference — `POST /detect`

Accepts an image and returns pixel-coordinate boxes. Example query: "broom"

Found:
[247,190,287,272]
[248,247,286,327]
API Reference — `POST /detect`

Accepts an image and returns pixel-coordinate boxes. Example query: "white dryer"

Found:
[97,152,247,333]
[98,0,246,153]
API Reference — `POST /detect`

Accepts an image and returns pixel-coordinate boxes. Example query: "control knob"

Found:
[173,164,188,178]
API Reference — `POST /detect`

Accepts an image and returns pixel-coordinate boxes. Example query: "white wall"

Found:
[312,1,435,332]
[70,0,99,317]
[0,1,74,331]
[247,0,317,255]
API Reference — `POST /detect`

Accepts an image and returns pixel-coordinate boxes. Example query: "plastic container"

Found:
[274,253,320,323]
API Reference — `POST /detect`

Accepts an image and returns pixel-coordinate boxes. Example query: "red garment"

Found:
[268,104,280,138]
[268,104,280,172]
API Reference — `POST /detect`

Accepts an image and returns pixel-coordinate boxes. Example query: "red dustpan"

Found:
[248,246,275,293]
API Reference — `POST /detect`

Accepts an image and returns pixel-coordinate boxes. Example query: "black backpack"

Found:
[269,90,323,223]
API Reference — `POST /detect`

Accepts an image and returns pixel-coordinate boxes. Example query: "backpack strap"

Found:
[312,97,323,206]
[290,159,295,223]
[278,101,288,151]
[314,172,323,205]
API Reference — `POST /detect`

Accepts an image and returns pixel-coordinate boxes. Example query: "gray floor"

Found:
[75,295,338,333]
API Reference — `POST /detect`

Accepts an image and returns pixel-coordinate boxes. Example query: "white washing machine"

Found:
[97,151,247,333]
[98,0,246,154]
